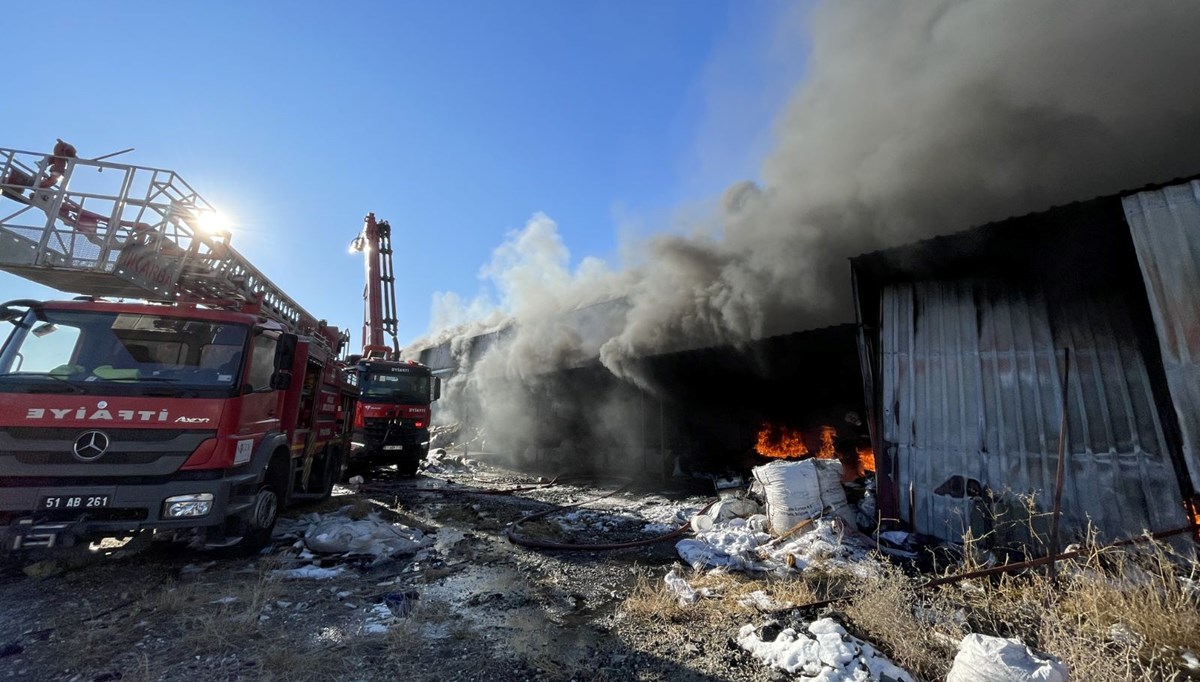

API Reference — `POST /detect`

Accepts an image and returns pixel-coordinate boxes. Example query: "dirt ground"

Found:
[0,455,789,682]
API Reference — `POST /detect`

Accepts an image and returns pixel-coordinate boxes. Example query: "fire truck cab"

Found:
[351,356,440,475]
[0,299,355,552]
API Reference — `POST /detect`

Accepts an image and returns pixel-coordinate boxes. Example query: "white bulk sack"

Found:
[946,634,1068,682]
[751,459,855,534]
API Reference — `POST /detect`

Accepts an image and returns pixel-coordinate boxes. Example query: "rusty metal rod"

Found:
[922,524,1193,589]
[786,524,1194,611]
[1048,347,1071,580]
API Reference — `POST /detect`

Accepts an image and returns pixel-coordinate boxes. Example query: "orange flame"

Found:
[816,425,837,459]
[855,445,876,474]
[755,423,808,459]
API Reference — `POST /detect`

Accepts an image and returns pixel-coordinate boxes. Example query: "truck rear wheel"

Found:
[314,448,344,500]
[395,448,424,477]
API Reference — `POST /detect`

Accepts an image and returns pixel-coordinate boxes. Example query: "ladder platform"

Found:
[0,144,316,331]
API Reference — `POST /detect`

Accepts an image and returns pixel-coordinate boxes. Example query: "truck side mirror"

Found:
[270,333,298,391]
[433,376,442,401]
[275,333,298,371]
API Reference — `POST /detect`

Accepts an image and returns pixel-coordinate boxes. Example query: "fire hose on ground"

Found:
[363,472,717,552]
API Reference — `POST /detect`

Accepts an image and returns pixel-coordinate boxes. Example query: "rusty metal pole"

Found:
[1048,348,1071,580]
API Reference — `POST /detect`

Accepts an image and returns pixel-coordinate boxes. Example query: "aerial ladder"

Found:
[350,212,399,359]
[0,142,338,348]
[347,213,439,475]
[0,141,354,552]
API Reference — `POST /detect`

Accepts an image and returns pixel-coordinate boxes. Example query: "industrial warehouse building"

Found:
[416,177,1200,549]
[852,178,1200,544]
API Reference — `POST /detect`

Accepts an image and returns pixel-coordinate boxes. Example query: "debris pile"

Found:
[946,634,1067,682]
[274,507,433,567]
[737,618,914,681]
[676,459,876,575]
[663,569,713,606]
[676,516,874,576]
[419,448,477,474]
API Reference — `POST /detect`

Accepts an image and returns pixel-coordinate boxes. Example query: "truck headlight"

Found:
[163,493,214,518]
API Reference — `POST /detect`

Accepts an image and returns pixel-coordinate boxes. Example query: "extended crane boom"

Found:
[349,212,398,358]
[347,212,439,476]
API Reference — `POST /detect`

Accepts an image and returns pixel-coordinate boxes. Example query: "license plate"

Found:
[39,495,111,510]
[382,445,404,451]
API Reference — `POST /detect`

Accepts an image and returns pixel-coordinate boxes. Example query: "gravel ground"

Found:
[0,454,788,682]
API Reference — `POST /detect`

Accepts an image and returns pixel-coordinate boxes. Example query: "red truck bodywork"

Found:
[0,300,356,551]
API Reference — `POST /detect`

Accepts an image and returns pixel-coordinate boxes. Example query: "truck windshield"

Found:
[0,308,248,393]
[360,371,429,403]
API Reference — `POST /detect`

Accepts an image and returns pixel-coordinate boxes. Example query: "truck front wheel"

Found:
[226,450,289,555]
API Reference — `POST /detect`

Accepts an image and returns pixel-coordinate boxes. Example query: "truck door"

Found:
[238,331,284,446]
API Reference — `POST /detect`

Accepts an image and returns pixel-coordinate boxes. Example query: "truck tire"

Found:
[395,450,422,477]
[313,448,344,501]
[226,450,289,555]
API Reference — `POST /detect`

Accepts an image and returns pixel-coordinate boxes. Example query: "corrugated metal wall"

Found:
[1122,181,1200,492]
[881,279,1187,542]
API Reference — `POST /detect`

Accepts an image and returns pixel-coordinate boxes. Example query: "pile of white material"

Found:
[420,448,475,474]
[946,634,1068,682]
[663,569,713,606]
[555,503,700,538]
[676,516,875,576]
[752,458,856,532]
[738,617,914,681]
[634,496,703,535]
[362,603,397,634]
[277,508,432,564]
[273,565,346,580]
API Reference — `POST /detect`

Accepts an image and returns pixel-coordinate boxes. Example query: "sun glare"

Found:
[193,209,231,235]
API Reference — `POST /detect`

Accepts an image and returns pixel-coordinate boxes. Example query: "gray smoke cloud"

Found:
[600,0,1200,372]
[416,0,1200,464]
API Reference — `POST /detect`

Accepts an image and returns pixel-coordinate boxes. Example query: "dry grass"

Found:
[844,565,965,681]
[173,560,285,655]
[621,567,819,626]
[258,642,348,681]
[624,526,1199,682]
[844,533,1200,682]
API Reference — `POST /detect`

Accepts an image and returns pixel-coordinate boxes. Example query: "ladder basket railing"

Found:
[0,145,317,333]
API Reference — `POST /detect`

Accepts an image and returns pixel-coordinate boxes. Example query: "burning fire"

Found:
[839,444,878,482]
[754,421,878,480]
[755,423,808,459]
[1187,499,1200,541]
[855,445,876,475]
[817,425,837,460]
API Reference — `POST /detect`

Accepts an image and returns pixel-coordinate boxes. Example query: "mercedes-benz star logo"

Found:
[73,431,110,461]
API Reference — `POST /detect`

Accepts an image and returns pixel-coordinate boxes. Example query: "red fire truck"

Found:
[0,142,357,552]
[347,213,439,476]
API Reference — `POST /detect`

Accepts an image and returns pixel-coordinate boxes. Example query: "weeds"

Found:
[622,527,1200,681]
[844,565,964,681]
[847,532,1200,681]
[622,567,819,626]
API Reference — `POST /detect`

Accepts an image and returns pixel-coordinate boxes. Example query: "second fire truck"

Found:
[348,213,439,475]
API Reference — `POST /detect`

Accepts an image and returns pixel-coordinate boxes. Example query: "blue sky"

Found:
[0,1,809,347]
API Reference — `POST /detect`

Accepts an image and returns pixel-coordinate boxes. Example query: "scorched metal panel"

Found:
[1122,181,1200,491]
[880,279,1186,543]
